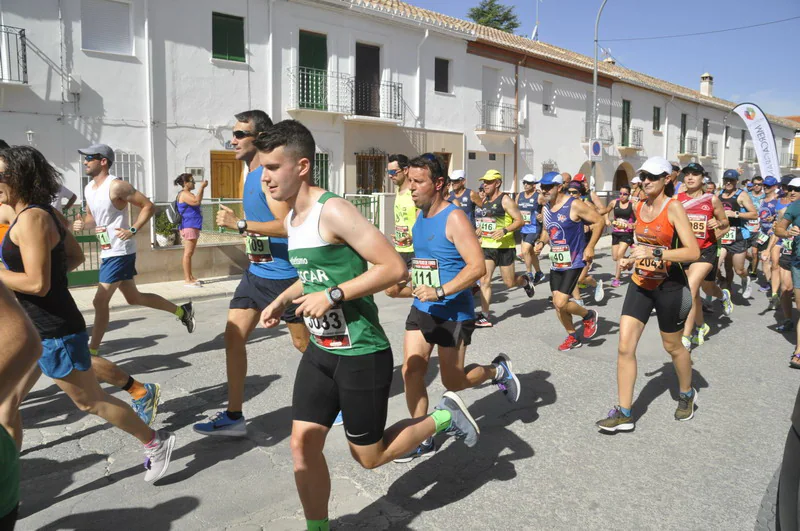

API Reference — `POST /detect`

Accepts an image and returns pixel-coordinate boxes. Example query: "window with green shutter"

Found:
[212,13,245,62]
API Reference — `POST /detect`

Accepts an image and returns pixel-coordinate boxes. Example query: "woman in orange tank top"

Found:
[0,203,13,253]
[595,157,700,434]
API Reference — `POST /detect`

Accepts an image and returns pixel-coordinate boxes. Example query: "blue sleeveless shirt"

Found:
[243,166,297,280]
[543,197,586,271]
[447,189,476,225]
[517,191,540,234]
[411,204,474,321]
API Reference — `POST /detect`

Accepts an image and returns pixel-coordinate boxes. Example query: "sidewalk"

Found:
[69,234,613,314]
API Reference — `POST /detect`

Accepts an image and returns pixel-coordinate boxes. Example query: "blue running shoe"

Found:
[332,411,344,427]
[532,271,545,285]
[193,411,247,437]
[131,383,161,427]
[434,391,480,448]
[394,437,436,463]
[492,354,521,403]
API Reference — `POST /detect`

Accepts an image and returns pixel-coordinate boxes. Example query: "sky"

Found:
[409,0,800,117]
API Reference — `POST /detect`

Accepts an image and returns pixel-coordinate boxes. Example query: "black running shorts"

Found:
[229,270,302,323]
[621,281,692,334]
[405,306,475,348]
[483,247,515,267]
[550,268,582,295]
[722,238,748,255]
[611,233,634,246]
[292,342,393,446]
[694,245,719,282]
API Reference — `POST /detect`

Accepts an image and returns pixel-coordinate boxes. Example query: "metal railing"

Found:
[681,136,698,155]
[708,140,719,160]
[344,194,380,227]
[744,147,756,163]
[582,118,613,143]
[353,79,404,120]
[287,66,353,114]
[781,152,798,168]
[0,25,27,84]
[476,101,518,133]
[151,199,244,247]
[617,125,643,148]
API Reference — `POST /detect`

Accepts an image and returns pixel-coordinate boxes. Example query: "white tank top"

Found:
[84,175,136,258]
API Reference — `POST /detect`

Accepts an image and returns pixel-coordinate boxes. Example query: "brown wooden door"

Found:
[211,151,242,199]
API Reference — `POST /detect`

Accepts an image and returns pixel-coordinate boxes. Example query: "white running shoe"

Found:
[742,277,752,299]
[143,430,176,483]
[594,280,605,303]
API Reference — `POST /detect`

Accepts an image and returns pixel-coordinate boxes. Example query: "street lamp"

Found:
[590,0,608,185]
[25,130,35,145]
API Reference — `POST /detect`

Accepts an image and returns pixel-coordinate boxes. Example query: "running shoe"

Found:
[193,411,247,437]
[522,275,535,298]
[532,271,545,285]
[693,323,710,346]
[179,301,196,333]
[573,298,586,308]
[675,389,698,421]
[515,254,525,263]
[577,282,587,289]
[749,271,759,280]
[594,280,605,302]
[332,411,344,427]
[759,284,771,293]
[790,353,800,370]
[434,391,480,448]
[558,334,582,351]
[582,310,599,340]
[777,319,795,332]
[596,406,634,433]
[393,437,436,463]
[492,354,520,403]
[742,277,752,299]
[143,430,176,482]
[131,383,161,427]
[681,335,693,350]
[767,293,780,311]
[721,289,733,316]
[474,313,493,328]
[611,278,621,288]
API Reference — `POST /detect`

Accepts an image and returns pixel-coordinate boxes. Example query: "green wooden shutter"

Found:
[299,31,328,110]
[212,13,245,62]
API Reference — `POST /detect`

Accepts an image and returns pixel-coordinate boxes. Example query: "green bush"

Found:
[154,211,178,236]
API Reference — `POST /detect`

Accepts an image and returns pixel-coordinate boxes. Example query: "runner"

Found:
[446,169,482,225]
[534,172,603,351]
[0,146,176,482]
[516,174,545,285]
[394,154,520,462]
[676,162,730,349]
[630,176,646,202]
[670,164,682,195]
[599,184,636,287]
[747,175,766,279]
[595,156,700,432]
[717,169,758,298]
[475,169,534,328]
[774,176,800,368]
[194,110,310,437]
[567,179,604,303]
[705,180,717,195]
[757,177,780,297]
[390,153,416,266]
[767,178,799,330]
[256,120,480,531]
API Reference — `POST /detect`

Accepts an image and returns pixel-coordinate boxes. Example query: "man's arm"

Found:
[112,180,153,240]
[216,193,289,238]
[774,210,798,239]
[497,194,524,235]
[572,199,603,262]
[73,202,96,232]
[708,196,730,235]
[737,193,758,220]
[470,190,484,208]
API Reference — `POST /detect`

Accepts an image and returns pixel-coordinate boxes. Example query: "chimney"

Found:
[602,57,616,65]
[700,73,713,97]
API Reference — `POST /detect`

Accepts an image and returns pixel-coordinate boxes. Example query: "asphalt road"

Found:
[15,254,800,530]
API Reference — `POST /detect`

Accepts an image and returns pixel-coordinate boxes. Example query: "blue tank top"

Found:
[760,198,779,234]
[411,204,474,321]
[243,166,297,280]
[543,197,586,270]
[177,200,203,230]
[517,191,540,234]
[447,189,476,224]
[718,190,750,240]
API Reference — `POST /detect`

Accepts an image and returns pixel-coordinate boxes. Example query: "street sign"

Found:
[590,140,603,162]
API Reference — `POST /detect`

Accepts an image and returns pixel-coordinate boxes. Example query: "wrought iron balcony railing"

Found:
[582,118,613,143]
[617,125,643,148]
[0,25,27,84]
[476,101,518,133]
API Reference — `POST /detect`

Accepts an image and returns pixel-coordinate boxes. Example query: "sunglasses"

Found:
[540,184,557,191]
[568,190,581,195]
[619,192,629,196]
[84,154,104,162]
[640,172,665,182]
[0,171,7,182]
[387,169,399,176]
[232,130,255,139]
[788,186,800,193]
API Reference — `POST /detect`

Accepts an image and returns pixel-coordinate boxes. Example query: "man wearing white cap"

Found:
[517,174,545,285]
[447,169,482,225]
[773,176,800,368]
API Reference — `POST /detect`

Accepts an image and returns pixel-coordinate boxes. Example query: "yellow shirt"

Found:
[394,189,417,253]
[478,193,515,249]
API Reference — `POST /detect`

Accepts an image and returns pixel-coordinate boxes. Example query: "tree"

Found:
[467,0,521,33]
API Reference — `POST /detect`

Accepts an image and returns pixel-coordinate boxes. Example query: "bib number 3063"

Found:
[304,308,351,349]
[245,234,273,263]
[411,258,441,289]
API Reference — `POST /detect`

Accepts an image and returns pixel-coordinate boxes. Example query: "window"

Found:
[542,81,554,112]
[652,106,661,131]
[81,0,132,55]
[740,129,746,161]
[488,153,497,161]
[701,118,709,156]
[314,152,330,190]
[468,152,476,160]
[212,12,245,62]
[434,58,450,93]
[680,113,687,153]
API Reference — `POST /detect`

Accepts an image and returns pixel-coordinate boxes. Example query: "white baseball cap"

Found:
[636,156,673,176]
[631,176,642,184]
[449,169,465,181]
[522,174,536,184]
[790,177,800,188]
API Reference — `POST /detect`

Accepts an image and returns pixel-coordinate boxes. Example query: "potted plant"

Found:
[154,211,179,247]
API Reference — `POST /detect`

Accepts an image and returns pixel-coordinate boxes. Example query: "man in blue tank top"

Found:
[391,154,521,463]
[194,110,310,437]
[446,169,483,225]
[517,174,545,285]
[534,172,604,351]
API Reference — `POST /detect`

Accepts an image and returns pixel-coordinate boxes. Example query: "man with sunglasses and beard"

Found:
[534,172,603,351]
[194,110,310,436]
[746,175,767,280]
[717,169,758,299]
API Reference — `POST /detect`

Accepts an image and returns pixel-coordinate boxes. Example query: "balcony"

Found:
[781,152,798,169]
[475,101,518,136]
[0,25,27,85]
[287,66,353,114]
[700,140,719,161]
[581,118,613,144]
[678,136,698,159]
[616,125,643,157]
[349,79,404,123]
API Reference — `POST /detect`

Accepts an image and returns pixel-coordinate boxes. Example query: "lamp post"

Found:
[25,130,35,145]
[590,0,608,186]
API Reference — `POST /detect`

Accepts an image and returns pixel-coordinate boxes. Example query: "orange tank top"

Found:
[632,198,677,290]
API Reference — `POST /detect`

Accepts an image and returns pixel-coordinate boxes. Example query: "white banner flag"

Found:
[732,103,781,179]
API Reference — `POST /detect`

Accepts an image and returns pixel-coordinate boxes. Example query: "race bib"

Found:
[782,239,794,256]
[687,213,708,240]
[478,217,497,238]
[304,308,351,349]
[721,228,737,245]
[757,232,769,245]
[521,211,532,224]
[395,225,410,245]
[549,244,573,269]
[95,227,112,251]
[746,218,760,232]
[245,233,272,263]
[411,258,441,288]
[634,244,669,281]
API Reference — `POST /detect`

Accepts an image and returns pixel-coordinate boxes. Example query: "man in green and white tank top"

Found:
[255,120,480,531]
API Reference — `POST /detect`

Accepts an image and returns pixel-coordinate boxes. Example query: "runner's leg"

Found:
[617,315,646,409]
[119,279,179,314]
[480,259,496,314]
[401,330,435,418]
[224,308,261,413]
[89,281,121,350]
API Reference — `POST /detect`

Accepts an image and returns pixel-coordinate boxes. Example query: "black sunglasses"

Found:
[640,172,666,182]
[0,171,7,182]
[540,183,558,191]
[232,130,255,140]
[84,154,104,162]
[568,190,581,195]
[788,186,800,193]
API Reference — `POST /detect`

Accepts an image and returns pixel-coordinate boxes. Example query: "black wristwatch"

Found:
[129,226,138,234]
[435,286,446,300]
[502,228,509,235]
[652,247,664,259]
[328,286,344,305]
[237,219,248,234]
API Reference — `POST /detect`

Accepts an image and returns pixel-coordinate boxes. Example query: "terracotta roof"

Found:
[786,116,800,124]
[342,0,800,131]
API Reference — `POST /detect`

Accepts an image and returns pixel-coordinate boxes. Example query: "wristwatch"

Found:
[652,247,664,259]
[328,286,344,305]
[502,228,509,235]
[129,226,138,234]
[237,219,248,234]
[435,286,446,300]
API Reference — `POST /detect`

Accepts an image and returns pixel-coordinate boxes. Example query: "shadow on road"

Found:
[37,496,200,530]
[631,362,709,422]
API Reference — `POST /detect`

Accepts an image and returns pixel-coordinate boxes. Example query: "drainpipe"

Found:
[143,0,156,199]
[513,60,520,194]
[267,0,275,119]
[664,95,674,158]
[416,29,429,128]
